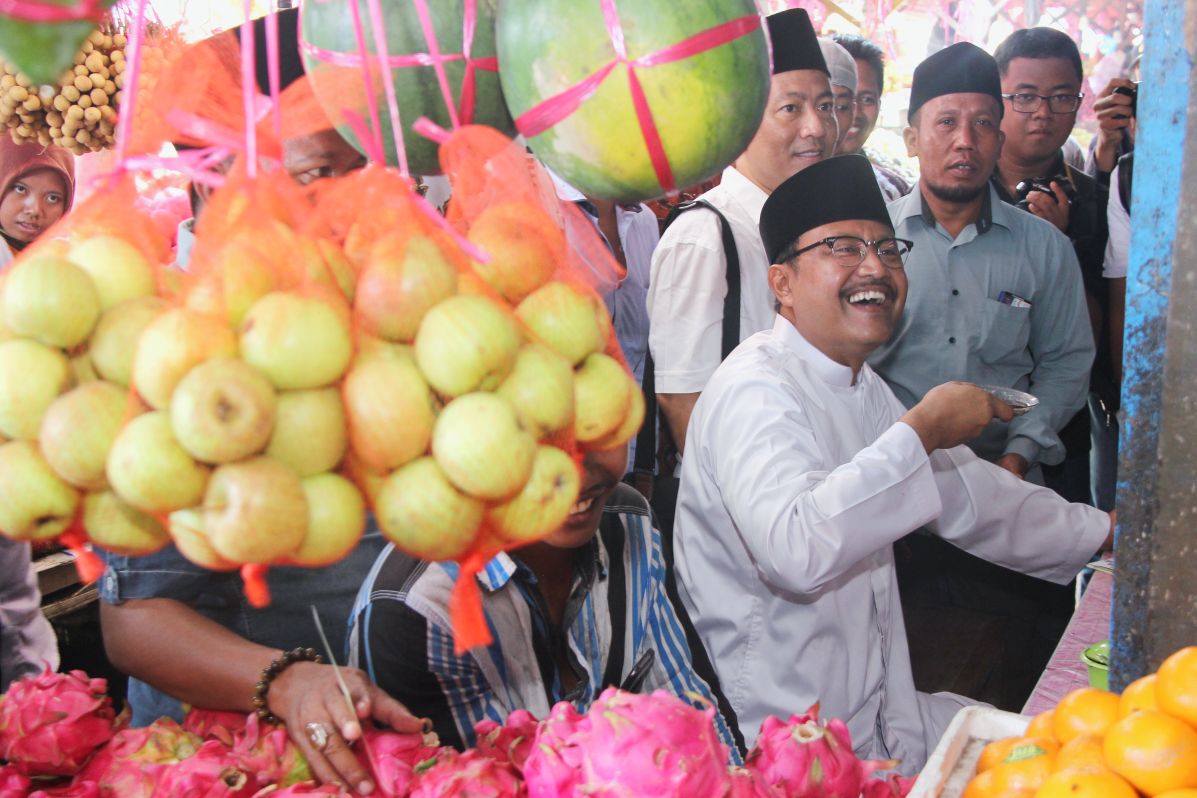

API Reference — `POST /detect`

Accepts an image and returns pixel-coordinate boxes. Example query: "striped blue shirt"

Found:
[347,485,742,760]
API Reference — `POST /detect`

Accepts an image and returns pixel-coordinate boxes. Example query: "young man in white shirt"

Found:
[672,154,1113,772]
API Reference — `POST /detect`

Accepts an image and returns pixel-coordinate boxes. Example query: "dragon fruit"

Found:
[475,710,539,769]
[352,727,441,798]
[746,706,897,798]
[0,765,31,798]
[0,669,120,777]
[149,739,256,798]
[861,773,916,798]
[28,783,100,798]
[522,688,731,798]
[728,766,776,798]
[230,714,311,790]
[250,783,350,797]
[408,749,524,798]
[182,709,249,746]
[71,717,203,798]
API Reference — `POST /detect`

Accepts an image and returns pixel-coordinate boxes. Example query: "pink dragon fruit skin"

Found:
[249,782,350,797]
[352,727,441,798]
[149,739,257,798]
[71,716,203,798]
[728,766,777,798]
[0,668,120,777]
[475,710,539,770]
[0,764,31,798]
[230,714,311,790]
[746,706,897,798]
[408,749,524,798]
[28,782,100,798]
[183,709,249,747]
[522,688,731,798]
[861,773,916,798]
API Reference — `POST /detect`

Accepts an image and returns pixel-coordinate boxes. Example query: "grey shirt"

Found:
[869,186,1094,467]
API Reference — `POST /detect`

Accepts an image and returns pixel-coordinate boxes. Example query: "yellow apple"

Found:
[353,333,414,365]
[2,253,100,348]
[39,380,133,489]
[202,456,308,564]
[287,472,365,566]
[70,349,98,384]
[487,445,581,544]
[343,353,436,472]
[355,234,458,343]
[82,490,169,556]
[67,235,157,311]
[341,451,387,506]
[184,242,278,328]
[90,295,168,387]
[107,411,211,514]
[496,343,575,439]
[467,202,563,303]
[515,281,611,365]
[414,294,521,397]
[168,507,239,571]
[375,456,483,560]
[0,339,72,440]
[432,392,535,500]
[170,357,277,464]
[265,387,347,477]
[573,353,633,445]
[588,379,646,451]
[131,307,239,410]
[0,440,79,541]
[316,238,357,302]
[240,291,353,390]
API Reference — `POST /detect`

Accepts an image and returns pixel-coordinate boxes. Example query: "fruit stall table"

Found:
[1022,569,1112,715]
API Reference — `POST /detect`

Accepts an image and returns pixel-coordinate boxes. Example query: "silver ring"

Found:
[305,721,331,751]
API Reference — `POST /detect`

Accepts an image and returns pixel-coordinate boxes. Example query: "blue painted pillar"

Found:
[1109,0,1197,690]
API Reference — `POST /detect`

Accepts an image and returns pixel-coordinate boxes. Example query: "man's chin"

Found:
[925,179,988,204]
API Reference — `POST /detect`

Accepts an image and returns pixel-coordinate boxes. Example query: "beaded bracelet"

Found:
[252,647,323,724]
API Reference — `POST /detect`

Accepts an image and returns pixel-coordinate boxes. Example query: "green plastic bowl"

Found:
[1081,640,1110,691]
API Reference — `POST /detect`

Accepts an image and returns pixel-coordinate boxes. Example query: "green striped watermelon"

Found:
[0,0,116,86]
[299,0,514,176]
[496,0,769,202]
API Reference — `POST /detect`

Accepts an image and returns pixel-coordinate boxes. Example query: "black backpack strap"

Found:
[662,199,741,360]
[599,515,628,689]
[633,350,657,474]
[1117,152,1134,213]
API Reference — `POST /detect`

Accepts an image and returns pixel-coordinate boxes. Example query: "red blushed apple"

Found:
[0,440,80,541]
[432,392,536,501]
[467,202,564,303]
[355,234,458,343]
[202,456,309,565]
[375,456,483,560]
[40,380,135,490]
[2,253,100,349]
[132,307,239,410]
[343,353,436,472]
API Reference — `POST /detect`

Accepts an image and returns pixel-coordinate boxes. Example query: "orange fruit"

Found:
[1103,709,1197,795]
[991,743,1057,794]
[1154,792,1197,798]
[1157,646,1197,728]
[1034,770,1139,798]
[1054,735,1108,775]
[1054,688,1121,743]
[964,769,997,798]
[1027,709,1057,740]
[979,737,1059,774]
[1120,674,1160,717]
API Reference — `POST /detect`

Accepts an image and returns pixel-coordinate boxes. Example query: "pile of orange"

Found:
[962,646,1197,798]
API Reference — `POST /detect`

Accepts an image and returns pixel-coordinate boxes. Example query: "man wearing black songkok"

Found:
[672,153,1113,765]
[868,43,1096,708]
[646,8,834,529]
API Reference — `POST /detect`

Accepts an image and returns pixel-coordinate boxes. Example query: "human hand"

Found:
[995,452,1030,479]
[1092,79,1136,172]
[628,472,654,502]
[269,661,426,795]
[901,381,1014,453]
[1024,182,1071,233]
[1101,510,1116,552]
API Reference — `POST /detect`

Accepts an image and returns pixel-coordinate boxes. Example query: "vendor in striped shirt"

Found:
[347,443,743,759]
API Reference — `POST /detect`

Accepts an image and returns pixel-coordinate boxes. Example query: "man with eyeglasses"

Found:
[992,27,1114,510]
[671,154,1112,769]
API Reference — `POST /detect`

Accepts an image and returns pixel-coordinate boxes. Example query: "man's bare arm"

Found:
[657,392,701,456]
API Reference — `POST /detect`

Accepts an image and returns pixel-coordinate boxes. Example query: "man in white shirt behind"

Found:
[672,154,1113,772]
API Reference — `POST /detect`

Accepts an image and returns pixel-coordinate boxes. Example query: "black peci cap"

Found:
[907,42,1003,123]
[766,8,829,76]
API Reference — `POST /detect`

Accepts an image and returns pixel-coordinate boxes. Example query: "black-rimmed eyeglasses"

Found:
[791,236,913,269]
[1001,92,1085,114]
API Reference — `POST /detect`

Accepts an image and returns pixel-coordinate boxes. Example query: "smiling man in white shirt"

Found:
[672,154,1113,773]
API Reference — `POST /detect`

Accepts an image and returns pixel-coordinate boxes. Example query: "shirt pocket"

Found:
[979,298,1031,367]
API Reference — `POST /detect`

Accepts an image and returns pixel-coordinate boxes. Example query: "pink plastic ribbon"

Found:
[240,1,258,177]
[364,0,409,175]
[513,3,761,195]
[0,0,104,22]
[265,9,282,142]
[112,0,148,165]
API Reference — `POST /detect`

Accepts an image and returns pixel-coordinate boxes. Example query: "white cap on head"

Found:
[817,37,858,93]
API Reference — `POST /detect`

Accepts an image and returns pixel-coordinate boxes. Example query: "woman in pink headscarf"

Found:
[0,136,74,268]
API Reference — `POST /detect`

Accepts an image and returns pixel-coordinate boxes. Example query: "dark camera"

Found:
[1112,83,1138,119]
[1015,175,1076,210]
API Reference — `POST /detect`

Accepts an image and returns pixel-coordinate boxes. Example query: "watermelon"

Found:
[299,0,514,176]
[496,0,770,203]
[0,0,115,86]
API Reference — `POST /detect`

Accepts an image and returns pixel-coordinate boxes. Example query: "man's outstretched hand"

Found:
[901,381,1015,454]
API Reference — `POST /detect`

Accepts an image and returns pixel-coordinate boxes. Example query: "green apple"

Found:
[0,273,13,344]
[414,294,520,397]
[375,456,483,560]
[573,353,633,444]
[240,291,353,390]
[40,380,133,490]
[317,238,357,302]
[487,444,581,544]
[67,235,157,311]
[588,379,645,451]
[202,456,308,564]
[432,392,535,500]
[168,507,239,571]
[185,242,278,328]
[287,472,365,566]
[70,349,98,384]
[2,253,100,348]
[355,234,458,343]
[82,490,169,556]
[90,296,168,388]
[0,440,80,541]
[467,202,562,303]
[170,357,277,465]
[515,281,611,365]
[288,228,357,303]
[496,343,575,439]
[131,307,239,410]
[353,333,414,366]
[107,411,211,514]
[343,353,435,472]
[265,388,347,477]
[0,339,72,440]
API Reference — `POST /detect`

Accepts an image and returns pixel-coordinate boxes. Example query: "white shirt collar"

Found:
[719,165,770,222]
[772,314,857,388]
